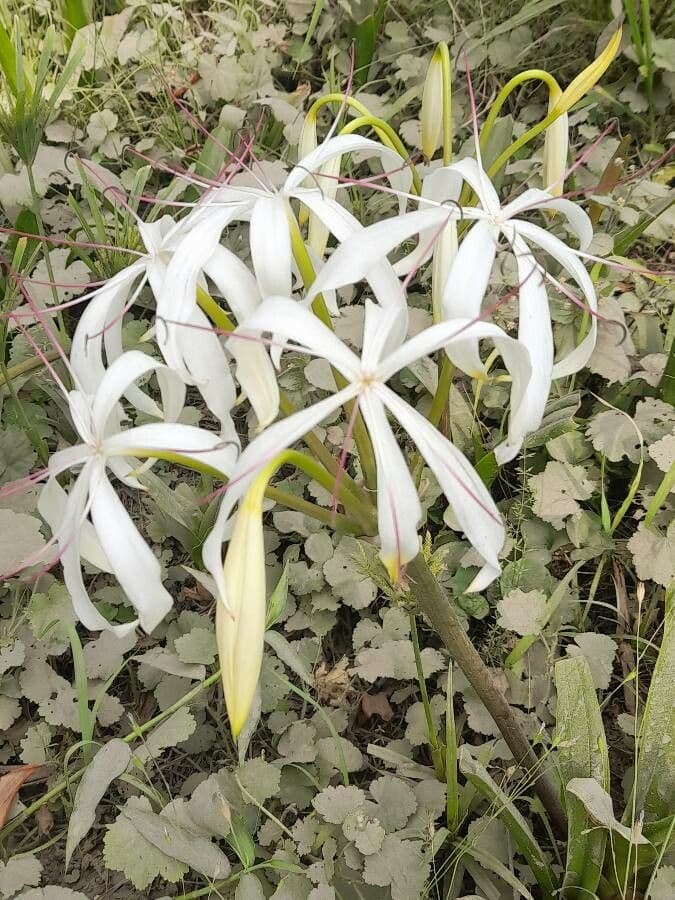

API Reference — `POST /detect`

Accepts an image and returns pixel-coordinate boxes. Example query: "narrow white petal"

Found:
[502,189,593,249]
[307,208,453,301]
[70,265,161,417]
[203,244,261,322]
[379,385,503,589]
[441,219,498,377]
[90,473,173,633]
[105,422,238,477]
[234,297,361,382]
[296,191,407,310]
[359,392,421,580]
[444,157,501,216]
[513,221,598,378]
[202,384,359,605]
[92,351,181,433]
[494,235,552,463]
[250,195,293,298]
[307,155,341,257]
[38,476,112,573]
[361,300,408,371]
[57,466,138,634]
[395,166,462,277]
[285,133,412,204]
[229,333,280,429]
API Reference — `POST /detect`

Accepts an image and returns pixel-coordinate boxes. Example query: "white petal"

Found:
[235,297,361,382]
[513,221,598,378]
[359,392,421,580]
[502,189,593,249]
[441,219,498,377]
[361,300,407,371]
[105,422,238,477]
[203,244,261,322]
[379,385,503,590]
[444,157,501,216]
[38,476,112,573]
[91,351,183,433]
[90,473,173,633]
[285,133,412,204]
[494,235,552,463]
[229,332,280,429]
[171,307,236,429]
[307,155,341,257]
[202,383,359,605]
[250,195,293,298]
[395,166,463,277]
[58,465,138,635]
[296,191,407,310]
[307,208,454,301]
[70,265,161,416]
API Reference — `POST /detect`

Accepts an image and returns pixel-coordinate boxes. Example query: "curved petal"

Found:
[38,475,112,573]
[91,351,183,434]
[361,300,408,371]
[441,219,499,377]
[307,155,342,257]
[285,133,412,205]
[394,166,463,277]
[503,189,593,249]
[229,332,280,429]
[444,157,501,216]
[307,207,455,302]
[513,220,598,378]
[70,265,161,417]
[168,307,236,429]
[235,297,361,382]
[202,383,359,606]
[494,235,552,463]
[58,465,138,635]
[359,392,421,581]
[250,195,293,298]
[104,422,238,478]
[379,384,503,590]
[296,190,407,311]
[203,244,261,322]
[89,472,173,633]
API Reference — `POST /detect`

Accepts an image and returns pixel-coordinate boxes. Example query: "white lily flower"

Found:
[203,298,532,602]
[309,158,596,461]
[156,134,412,426]
[70,214,238,439]
[37,350,237,635]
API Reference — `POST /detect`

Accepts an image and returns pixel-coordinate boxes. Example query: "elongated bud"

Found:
[553,28,622,114]
[421,45,445,160]
[216,470,270,739]
[297,111,318,227]
[432,220,458,322]
[543,84,568,196]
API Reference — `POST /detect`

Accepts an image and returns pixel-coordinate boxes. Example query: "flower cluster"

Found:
[9,36,621,737]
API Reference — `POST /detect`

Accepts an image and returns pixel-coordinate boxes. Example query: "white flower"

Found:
[156,134,412,425]
[203,298,532,601]
[308,156,597,461]
[70,213,239,439]
[37,350,237,635]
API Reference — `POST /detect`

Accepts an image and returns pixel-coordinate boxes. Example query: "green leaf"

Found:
[554,657,609,898]
[630,605,675,823]
[65,739,132,870]
[458,748,556,897]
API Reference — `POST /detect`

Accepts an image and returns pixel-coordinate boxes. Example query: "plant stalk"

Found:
[405,553,567,838]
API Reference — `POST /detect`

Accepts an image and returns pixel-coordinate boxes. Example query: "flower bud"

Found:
[543,85,568,196]
[421,45,445,160]
[216,473,268,739]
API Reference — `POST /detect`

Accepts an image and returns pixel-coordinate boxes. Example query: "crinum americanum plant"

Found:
[6,31,621,782]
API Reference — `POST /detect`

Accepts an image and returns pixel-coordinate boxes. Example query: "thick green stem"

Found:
[405,553,567,838]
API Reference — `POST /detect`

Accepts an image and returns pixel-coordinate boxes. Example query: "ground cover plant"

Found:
[0,1,673,898]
